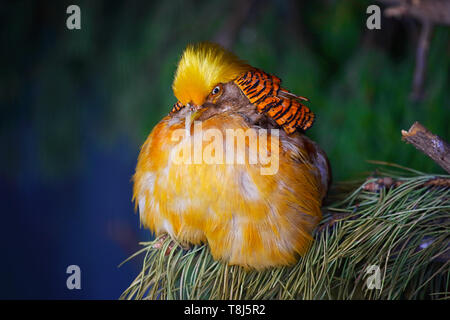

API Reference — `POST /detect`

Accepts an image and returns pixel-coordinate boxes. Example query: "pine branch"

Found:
[121,164,450,300]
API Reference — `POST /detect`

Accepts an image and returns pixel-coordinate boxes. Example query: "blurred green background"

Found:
[3,0,449,182]
[0,0,448,298]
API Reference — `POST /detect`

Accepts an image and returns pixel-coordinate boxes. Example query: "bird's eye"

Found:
[211,85,221,95]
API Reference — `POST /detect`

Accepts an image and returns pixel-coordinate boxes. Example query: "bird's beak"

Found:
[188,103,207,120]
[185,104,205,135]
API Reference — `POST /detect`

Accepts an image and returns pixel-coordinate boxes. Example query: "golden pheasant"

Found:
[133,42,330,269]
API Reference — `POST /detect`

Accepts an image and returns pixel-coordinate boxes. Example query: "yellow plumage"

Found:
[172,42,249,106]
[133,43,330,269]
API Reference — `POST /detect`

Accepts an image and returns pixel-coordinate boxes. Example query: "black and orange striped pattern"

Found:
[234,68,315,134]
[171,101,184,113]
[170,69,315,134]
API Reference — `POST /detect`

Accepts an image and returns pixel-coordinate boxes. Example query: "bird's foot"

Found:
[152,234,190,256]
[152,234,169,250]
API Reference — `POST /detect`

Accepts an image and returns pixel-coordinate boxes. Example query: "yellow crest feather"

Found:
[172,42,250,106]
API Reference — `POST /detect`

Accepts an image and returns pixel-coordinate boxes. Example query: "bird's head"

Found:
[172,42,250,110]
[171,42,315,134]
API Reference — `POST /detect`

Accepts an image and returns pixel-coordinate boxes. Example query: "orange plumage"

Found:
[133,42,330,269]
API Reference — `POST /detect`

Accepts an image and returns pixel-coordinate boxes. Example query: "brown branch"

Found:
[401,121,450,173]
[378,0,450,101]
[411,20,433,101]
[362,176,450,192]
[380,0,450,25]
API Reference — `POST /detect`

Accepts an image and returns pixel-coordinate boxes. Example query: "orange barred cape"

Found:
[172,68,315,134]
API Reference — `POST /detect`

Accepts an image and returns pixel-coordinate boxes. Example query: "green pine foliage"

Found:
[121,165,449,300]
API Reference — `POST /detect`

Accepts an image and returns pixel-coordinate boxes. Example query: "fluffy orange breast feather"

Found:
[133,43,330,269]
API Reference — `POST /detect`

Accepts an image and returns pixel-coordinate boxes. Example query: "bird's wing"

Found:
[234,68,315,134]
